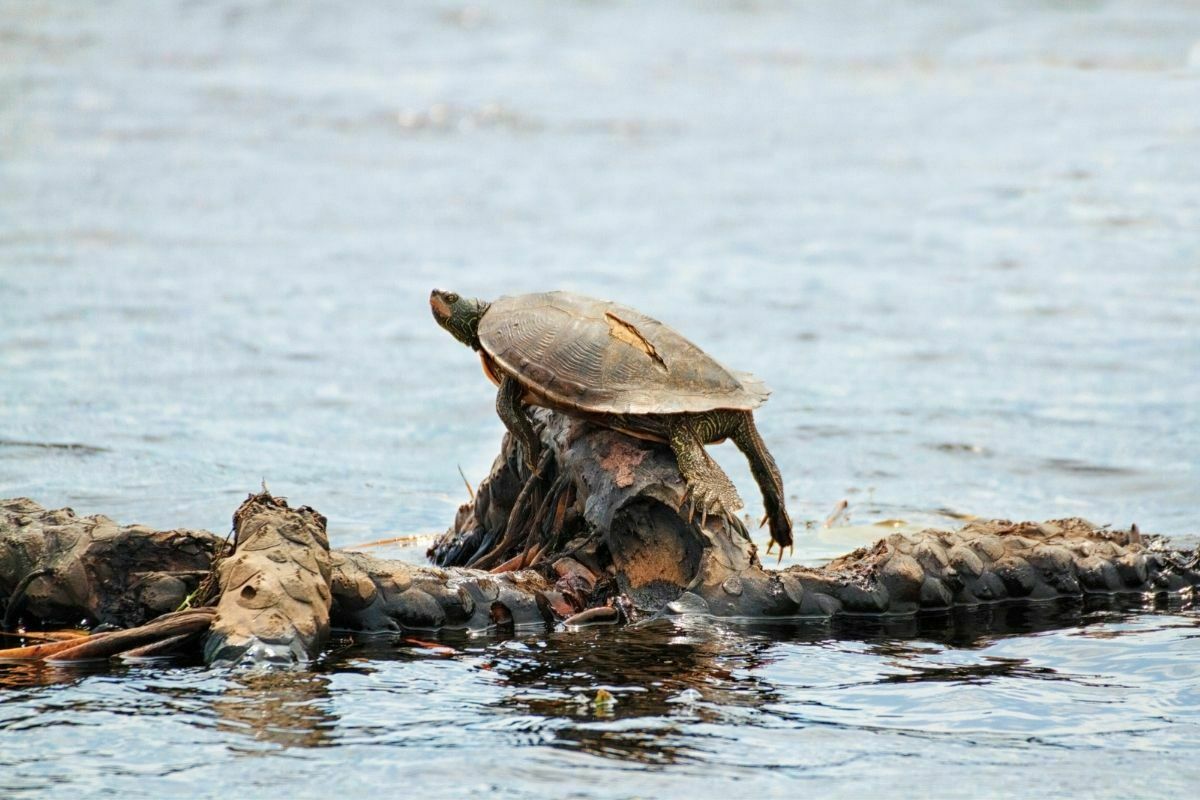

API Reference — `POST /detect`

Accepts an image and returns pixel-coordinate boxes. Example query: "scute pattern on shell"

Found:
[478,291,769,415]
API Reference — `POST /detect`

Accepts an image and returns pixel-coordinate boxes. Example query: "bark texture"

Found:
[203,493,334,666]
[329,552,555,633]
[698,517,1200,619]
[431,411,1200,618]
[2,410,1198,669]
[0,496,561,664]
[0,497,225,628]
[429,409,756,613]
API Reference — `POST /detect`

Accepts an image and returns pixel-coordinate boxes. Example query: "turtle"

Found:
[430,289,793,552]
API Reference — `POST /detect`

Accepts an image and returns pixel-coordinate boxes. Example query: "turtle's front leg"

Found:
[666,417,743,531]
[496,375,541,471]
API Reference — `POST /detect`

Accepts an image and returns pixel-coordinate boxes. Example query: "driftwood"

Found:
[203,493,333,666]
[0,496,559,665]
[432,411,1200,617]
[1,409,1197,667]
[0,497,224,628]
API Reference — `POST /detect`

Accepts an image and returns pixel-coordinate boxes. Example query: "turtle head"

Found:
[430,289,490,350]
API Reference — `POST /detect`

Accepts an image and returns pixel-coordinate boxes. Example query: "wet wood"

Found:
[430,409,758,614]
[432,410,1200,619]
[563,606,620,627]
[0,497,226,629]
[203,492,333,667]
[0,637,93,661]
[118,632,197,659]
[327,551,555,633]
[46,608,216,662]
[2,412,1198,668]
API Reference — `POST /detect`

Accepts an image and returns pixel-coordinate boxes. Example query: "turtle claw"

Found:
[683,484,746,542]
[680,488,697,524]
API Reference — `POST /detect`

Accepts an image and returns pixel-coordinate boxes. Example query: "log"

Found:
[429,409,757,613]
[432,411,1200,618]
[2,407,1198,665]
[328,551,556,633]
[203,492,334,667]
[696,517,1200,618]
[0,496,563,662]
[0,497,226,628]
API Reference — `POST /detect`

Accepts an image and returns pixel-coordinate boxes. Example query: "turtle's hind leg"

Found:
[665,416,744,533]
[496,375,541,471]
[730,411,793,553]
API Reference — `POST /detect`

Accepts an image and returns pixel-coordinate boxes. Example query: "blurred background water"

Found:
[1,1,1198,797]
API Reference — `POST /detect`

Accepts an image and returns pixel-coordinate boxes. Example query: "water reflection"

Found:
[0,658,110,691]
[213,670,337,752]
[471,621,780,764]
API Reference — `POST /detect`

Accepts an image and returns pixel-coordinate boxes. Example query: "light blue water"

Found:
[1,1,1198,797]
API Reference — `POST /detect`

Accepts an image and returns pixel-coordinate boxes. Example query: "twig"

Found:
[2,567,54,630]
[457,465,475,499]
[823,499,849,528]
[345,533,436,550]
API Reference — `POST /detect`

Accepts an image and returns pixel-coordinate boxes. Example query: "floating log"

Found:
[432,411,1200,618]
[203,492,334,667]
[2,408,1198,668]
[0,497,225,628]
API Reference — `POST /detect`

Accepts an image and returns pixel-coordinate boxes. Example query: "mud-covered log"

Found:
[433,411,1200,619]
[686,518,1200,619]
[430,409,758,612]
[0,496,563,649]
[329,552,556,633]
[203,493,333,667]
[0,497,226,628]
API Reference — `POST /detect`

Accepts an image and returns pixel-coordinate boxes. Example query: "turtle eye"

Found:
[445,292,460,304]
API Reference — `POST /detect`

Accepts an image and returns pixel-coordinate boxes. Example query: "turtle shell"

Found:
[477,291,769,415]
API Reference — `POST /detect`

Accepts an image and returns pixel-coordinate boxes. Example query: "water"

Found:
[1,1,1198,796]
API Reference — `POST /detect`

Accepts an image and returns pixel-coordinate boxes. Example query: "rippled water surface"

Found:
[2,1,1199,797]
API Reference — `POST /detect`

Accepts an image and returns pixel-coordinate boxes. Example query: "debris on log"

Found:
[203,492,334,667]
[48,608,216,662]
[0,608,216,663]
